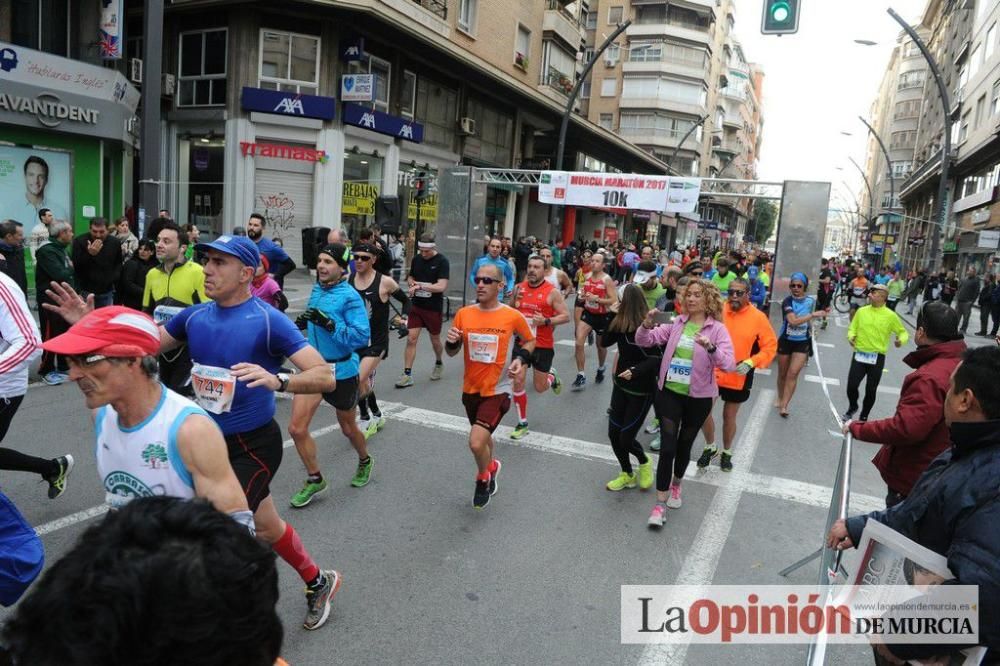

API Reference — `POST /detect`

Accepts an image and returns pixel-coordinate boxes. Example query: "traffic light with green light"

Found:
[761,0,800,35]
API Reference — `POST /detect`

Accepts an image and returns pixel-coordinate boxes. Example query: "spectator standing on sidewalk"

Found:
[843,302,965,507]
[0,220,27,295]
[940,270,958,306]
[71,217,123,308]
[954,267,980,333]
[976,273,996,336]
[991,278,1000,338]
[904,270,925,315]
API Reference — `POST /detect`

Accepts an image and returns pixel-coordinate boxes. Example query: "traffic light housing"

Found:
[414,171,428,201]
[761,0,800,35]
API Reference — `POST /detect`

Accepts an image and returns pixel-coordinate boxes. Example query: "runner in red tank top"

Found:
[573,252,618,391]
[508,255,570,439]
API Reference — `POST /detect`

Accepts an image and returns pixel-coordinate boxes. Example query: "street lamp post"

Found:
[888,7,952,272]
[858,115,896,227]
[670,113,709,174]
[548,20,632,238]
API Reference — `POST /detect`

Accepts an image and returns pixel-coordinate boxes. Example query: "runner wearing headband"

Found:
[397,233,449,388]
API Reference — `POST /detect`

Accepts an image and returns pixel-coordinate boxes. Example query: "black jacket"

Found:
[117,256,157,310]
[846,420,1000,661]
[71,233,123,294]
[0,242,27,295]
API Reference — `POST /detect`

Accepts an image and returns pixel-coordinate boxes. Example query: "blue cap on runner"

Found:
[195,235,260,268]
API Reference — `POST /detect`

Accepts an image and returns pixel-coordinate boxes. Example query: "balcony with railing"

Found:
[542,65,574,96]
[618,125,702,149]
[409,0,446,18]
[543,1,583,51]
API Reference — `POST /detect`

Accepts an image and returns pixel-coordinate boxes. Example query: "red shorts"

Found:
[462,392,511,433]
[407,304,443,335]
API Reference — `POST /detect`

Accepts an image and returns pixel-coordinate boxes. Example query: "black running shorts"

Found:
[224,419,283,513]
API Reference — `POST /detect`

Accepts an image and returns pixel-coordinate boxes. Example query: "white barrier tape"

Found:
[810,326,844,430]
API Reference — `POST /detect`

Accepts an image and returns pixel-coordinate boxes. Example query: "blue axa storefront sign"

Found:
[241,86,336,120]
[343,103,423,143]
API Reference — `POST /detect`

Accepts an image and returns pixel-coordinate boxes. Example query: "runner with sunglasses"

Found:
[697,278,777,471]
[44,236,342,631]
[446,264,534,509]
[348,242,410,439]
[775,273,824,418]
[508,255,570,440]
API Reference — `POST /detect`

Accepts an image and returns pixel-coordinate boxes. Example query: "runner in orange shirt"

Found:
[446,263,535,509]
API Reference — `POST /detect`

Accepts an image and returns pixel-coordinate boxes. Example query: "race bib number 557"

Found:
[190,363,237,414]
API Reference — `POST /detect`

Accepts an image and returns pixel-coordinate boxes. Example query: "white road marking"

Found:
[805,375,840,386]
[835,316,848,328]
[817,342,835,348]
[638,390,773,665]
[34,505,109,537]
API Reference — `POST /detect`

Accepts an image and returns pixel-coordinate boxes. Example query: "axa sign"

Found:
[240,86,335,121]
[343,103,424,144]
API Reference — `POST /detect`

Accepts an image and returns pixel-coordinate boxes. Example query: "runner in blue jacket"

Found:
[468,237,514,297]
[288,243,374,510]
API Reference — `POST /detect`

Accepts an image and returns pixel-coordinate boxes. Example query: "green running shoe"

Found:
[637,459,654,490]
[696,446,719,469]
[290,478,329,508]
[351,456,374,487]
[606,471,638,491]
[374,415,386,431]
[510,422,529,440]
[363,419,379,440]
[550,368,562,395]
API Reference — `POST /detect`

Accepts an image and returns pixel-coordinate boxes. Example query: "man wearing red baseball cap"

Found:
[43,306,252,521]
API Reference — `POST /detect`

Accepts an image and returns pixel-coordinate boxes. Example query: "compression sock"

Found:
[272,522,320,584]
[404,368,412,376]
[368,392,381,417]
[307,472,324,484]
[512,390,528,423]
[358,401,370,421]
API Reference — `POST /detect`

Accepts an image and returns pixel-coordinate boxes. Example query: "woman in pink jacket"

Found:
[636,278,735,528]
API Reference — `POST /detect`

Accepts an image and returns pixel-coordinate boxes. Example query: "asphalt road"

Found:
[2,274,988,665]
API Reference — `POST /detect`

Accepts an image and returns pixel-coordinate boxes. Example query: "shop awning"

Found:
[587,206,628,216]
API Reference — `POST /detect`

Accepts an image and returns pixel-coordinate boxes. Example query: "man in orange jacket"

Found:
[697,277,778,471]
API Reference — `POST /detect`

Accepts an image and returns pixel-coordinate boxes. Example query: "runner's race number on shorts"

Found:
[191,363,237,414]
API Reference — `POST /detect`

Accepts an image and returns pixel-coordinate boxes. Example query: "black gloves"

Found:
[295,308,335,332]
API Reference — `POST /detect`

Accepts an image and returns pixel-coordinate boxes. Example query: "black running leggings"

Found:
[607,386,651,474]
[653,389,714,491]
[846,353,886,420]
[0,396,56,477]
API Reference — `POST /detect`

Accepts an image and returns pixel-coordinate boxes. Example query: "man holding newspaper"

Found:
[828,345,1000,663]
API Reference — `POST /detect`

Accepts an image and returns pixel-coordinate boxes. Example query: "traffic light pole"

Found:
[889,8,951,272]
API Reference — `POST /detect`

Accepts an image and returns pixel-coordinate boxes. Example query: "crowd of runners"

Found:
[0,217,998,664]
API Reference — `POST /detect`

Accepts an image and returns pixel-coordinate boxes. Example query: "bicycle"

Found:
[832,280,851,314]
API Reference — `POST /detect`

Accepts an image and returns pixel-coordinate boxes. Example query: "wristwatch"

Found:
[276,372,291,393]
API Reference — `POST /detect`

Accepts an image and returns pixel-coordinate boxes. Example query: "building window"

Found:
[515,24,531,67]
[889,130,916,150]
[599,113,614,130]
[600,78,617,96]
[259,30,320,94]
[580,79,592,98]
[993,80,1000,115]
[891,161,912,178]
[622,76,707,107]
[10,0,71,56]
[897,70,925,90]
[416,77,459,149]
[401,70,417,118]
[975,94,986,128]
[988,24,997,60]
[605,44,621,64]
[178,29,228,108]
[347,54,391,113]
[893,99,920,120]
[458,0,478,33]
[960,111,971,142]
[619,112,703,142]
[586,11,597,29]
[608,6,624,24]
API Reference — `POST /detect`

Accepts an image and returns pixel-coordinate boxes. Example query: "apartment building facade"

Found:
[581,0,763,249]
[860,29,928,267]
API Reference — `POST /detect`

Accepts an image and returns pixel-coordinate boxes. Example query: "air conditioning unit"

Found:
[161,73,177,97]
[129,58,142,84]
[604,55,618,67]
[459,117,476,135]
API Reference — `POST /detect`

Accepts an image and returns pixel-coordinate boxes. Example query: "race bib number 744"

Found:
[190,363,237,414]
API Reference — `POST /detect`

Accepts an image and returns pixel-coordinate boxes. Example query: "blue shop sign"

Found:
[343,102,424,143]
[340,36,366,62]
[241,87,336,120]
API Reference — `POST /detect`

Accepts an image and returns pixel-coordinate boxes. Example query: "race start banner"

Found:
[538,171,701,214]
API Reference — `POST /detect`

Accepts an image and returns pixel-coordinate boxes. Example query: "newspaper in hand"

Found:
[838,519,985,666]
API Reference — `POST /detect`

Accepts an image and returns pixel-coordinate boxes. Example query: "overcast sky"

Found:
[731,0,926,204]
